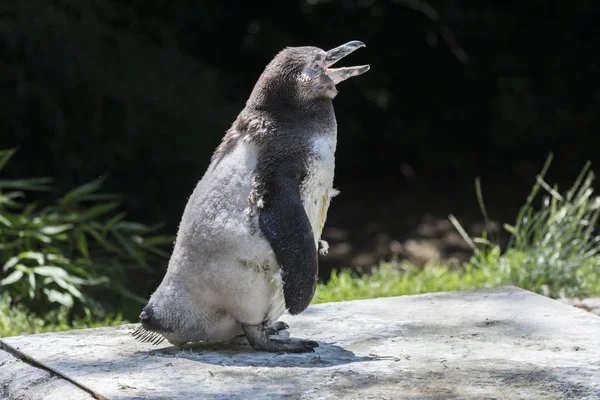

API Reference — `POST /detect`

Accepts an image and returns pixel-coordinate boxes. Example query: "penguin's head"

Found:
[249,40,369,107]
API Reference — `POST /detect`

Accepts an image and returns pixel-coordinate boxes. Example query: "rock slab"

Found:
[1,286,600,399]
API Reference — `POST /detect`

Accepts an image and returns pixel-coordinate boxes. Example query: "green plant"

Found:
[0,293,125,337]
[316,154,600,305]
[453,154,600,298]
[0,148,175,318]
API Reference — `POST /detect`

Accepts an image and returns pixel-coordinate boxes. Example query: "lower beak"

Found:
[324,40,370,84]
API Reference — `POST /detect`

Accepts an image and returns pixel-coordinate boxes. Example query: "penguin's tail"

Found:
[132,325,167,346]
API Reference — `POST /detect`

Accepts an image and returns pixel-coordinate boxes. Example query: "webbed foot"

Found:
[242,323,318,353]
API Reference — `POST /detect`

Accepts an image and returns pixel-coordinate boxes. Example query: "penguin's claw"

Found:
[266,321,289,335]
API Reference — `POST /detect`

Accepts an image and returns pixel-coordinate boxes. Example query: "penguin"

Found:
[133,40,369,353]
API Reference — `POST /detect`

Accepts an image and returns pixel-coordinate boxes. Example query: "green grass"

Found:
[315,154,600,304]
[313,262,494,304]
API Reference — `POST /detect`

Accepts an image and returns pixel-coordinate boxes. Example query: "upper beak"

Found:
[324,40,370,84]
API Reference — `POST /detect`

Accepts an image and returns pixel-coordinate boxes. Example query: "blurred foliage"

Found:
[0,293,125,338]
[316,155,600,303]
[0,148,174,319]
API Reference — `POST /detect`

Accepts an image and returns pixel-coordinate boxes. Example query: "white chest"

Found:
[301,135,338,244]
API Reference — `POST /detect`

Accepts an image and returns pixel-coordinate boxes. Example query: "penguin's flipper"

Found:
[258,165,318,316]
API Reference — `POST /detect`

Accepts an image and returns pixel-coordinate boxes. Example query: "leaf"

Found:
[18,251,44,265]
[139,244,171,259]
[53,233,69,242]
[14,264,28,272]
[0,270,24,285]
[104,212,127,231]
[0,213,12,227]
[28,271,36,299]
[53,277,83,299]
[0,191,25,208]
[0,148,17,171]
[78,201,121,221]
[114,221,150,233]
[23,202,38,216]
[118,288,149,304]
[46,253,68,263]
[39,224,74,235]
[142,222,165,234]
[22,231,53,244]
[3,256,19,271]
[75,228,89,258]
[142,234,176,247]
[68,275,109,286]
[3,191,25,200]
[79,193,121,202]
[62,263,88,277]
[83,226,118,252]
[0,238,22,251]
[43,288,73,307]
[0,178,53,191]
[60,177,106,205]
[32,265,70,279]
[503,223,518,236]
[33,233,53,243]
[65,283,83,299]
[112,230,149,269]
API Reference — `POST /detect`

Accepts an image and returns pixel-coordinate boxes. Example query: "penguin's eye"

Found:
[299,68,317,82]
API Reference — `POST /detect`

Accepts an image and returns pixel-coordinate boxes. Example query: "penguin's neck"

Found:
[243,100,336,137]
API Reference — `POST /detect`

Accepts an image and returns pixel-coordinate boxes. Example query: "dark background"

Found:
[1,0,599,287]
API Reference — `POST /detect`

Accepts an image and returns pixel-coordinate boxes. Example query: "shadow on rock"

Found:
[140,338,372,368]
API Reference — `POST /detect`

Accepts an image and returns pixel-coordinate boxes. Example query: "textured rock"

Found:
[0,347,94,400]
[1,286,599,399]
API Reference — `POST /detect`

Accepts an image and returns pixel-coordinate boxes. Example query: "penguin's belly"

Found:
[301,135,337,246]
[171,139,285,331]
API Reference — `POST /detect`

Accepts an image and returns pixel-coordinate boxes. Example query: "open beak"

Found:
[324,40,370,85]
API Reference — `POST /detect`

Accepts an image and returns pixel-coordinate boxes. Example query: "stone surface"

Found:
[0,347,94,400]
[2,286,600,399]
